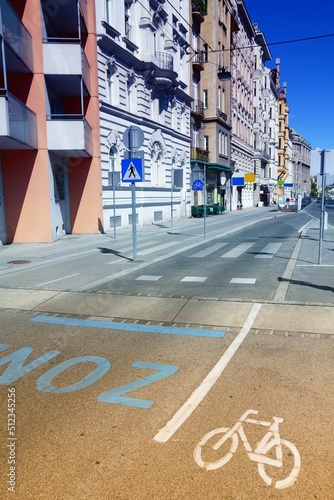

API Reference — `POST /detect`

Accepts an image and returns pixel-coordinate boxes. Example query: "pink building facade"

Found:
[0,0,102,243]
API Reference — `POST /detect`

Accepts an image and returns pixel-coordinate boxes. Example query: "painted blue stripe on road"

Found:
[31,316,225,338]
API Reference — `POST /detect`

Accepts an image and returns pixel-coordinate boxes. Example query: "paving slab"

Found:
[173,299,254,327]
[255,303,334,335]
[34,291,188,323]
[0,288,59,310]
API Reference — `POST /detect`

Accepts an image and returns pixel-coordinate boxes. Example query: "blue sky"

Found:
[245,0,334,150]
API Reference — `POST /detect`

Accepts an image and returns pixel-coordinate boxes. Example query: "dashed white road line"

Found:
[230,278,256,284]
[135,275,162,281]
[36,273,80,287]
[181,276,208,282]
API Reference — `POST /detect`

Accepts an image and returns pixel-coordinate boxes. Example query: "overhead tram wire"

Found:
[210,32,334,54]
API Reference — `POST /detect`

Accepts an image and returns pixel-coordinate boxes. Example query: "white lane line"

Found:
[189,243,228,258]
[153,303,262,444]
[36,273,80,287]
[230,278,256,284]
[135,275,162,281]
[297,264,334,267]
[181,276,208,282]
[221,242,254,258]
[255,243,282,259]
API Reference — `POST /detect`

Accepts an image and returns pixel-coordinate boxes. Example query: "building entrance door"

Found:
[52,162,70,236]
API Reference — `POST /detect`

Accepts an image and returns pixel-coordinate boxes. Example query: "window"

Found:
[203,89,208,108]
[204,135,209,151]
[105,0,112,24]
[126,80,136,113]
[219,131,227,155]
[151,147,164,186]
[124,1,132,39]
[203,44,208,63]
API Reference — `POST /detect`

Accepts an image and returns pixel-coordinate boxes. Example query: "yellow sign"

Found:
[245,173,255,182]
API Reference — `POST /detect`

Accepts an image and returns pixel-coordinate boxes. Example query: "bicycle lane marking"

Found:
[153,303,261,443]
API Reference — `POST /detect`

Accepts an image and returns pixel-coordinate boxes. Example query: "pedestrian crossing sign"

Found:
[121,158,143,182]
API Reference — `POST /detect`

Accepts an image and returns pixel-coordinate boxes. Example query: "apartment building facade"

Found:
[274,59,290,197]
[96,0,192,232]
[197,0,238,211]
[290,129,311,197]
[230,0,255,210]
[252,26,279,206]
[0,0,102,244]
[189,0,206,208]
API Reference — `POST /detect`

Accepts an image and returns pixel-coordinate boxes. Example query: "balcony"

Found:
[43,42,82,75]
[0,91,37,149]
[43,41,91,94]
[192,51,204,71]
[0,0,33,72]
[155,52,173,70]
[46,116,93,157]
[191,147,209,163]
[191,100,204,117]
[192,1,207,23]
[217,109,228,122]
[149,52,178,89]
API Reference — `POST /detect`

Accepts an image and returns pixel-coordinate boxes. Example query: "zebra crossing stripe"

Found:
[255,243,282,258]
[221,242,254,258]
[189,243,228,258]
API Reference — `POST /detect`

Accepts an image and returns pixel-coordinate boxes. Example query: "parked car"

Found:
[301,197,309,208]
[325,198,334,208]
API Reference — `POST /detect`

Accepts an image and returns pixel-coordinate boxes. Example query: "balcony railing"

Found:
[1,0,33,71]
[0,90,37,148]
[191,147,209,163]
[43,42,82,75]
[155,52,174,71]
[217,109,228,122]
[192,51,204,70]
[46,115,92,157]
[191,100,204,116]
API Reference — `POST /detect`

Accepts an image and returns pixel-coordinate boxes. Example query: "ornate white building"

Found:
[95,0,192,231]
[253,26,279,206]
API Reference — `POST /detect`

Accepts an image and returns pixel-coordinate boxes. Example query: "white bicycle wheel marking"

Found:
[194,409,301,489]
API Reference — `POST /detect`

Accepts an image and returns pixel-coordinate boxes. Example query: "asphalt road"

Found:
[88,214,305,302]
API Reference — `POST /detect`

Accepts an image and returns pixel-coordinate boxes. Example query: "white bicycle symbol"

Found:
[194,409,301,489]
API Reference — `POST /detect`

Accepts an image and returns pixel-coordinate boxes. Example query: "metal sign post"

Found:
[129,126,137,261]
[318,149,326,264]
[122,125,144,262]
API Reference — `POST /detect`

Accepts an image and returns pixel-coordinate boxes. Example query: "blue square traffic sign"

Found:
[121,158,143,182]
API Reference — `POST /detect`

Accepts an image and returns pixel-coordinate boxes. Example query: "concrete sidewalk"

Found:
[0,206,269,261]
